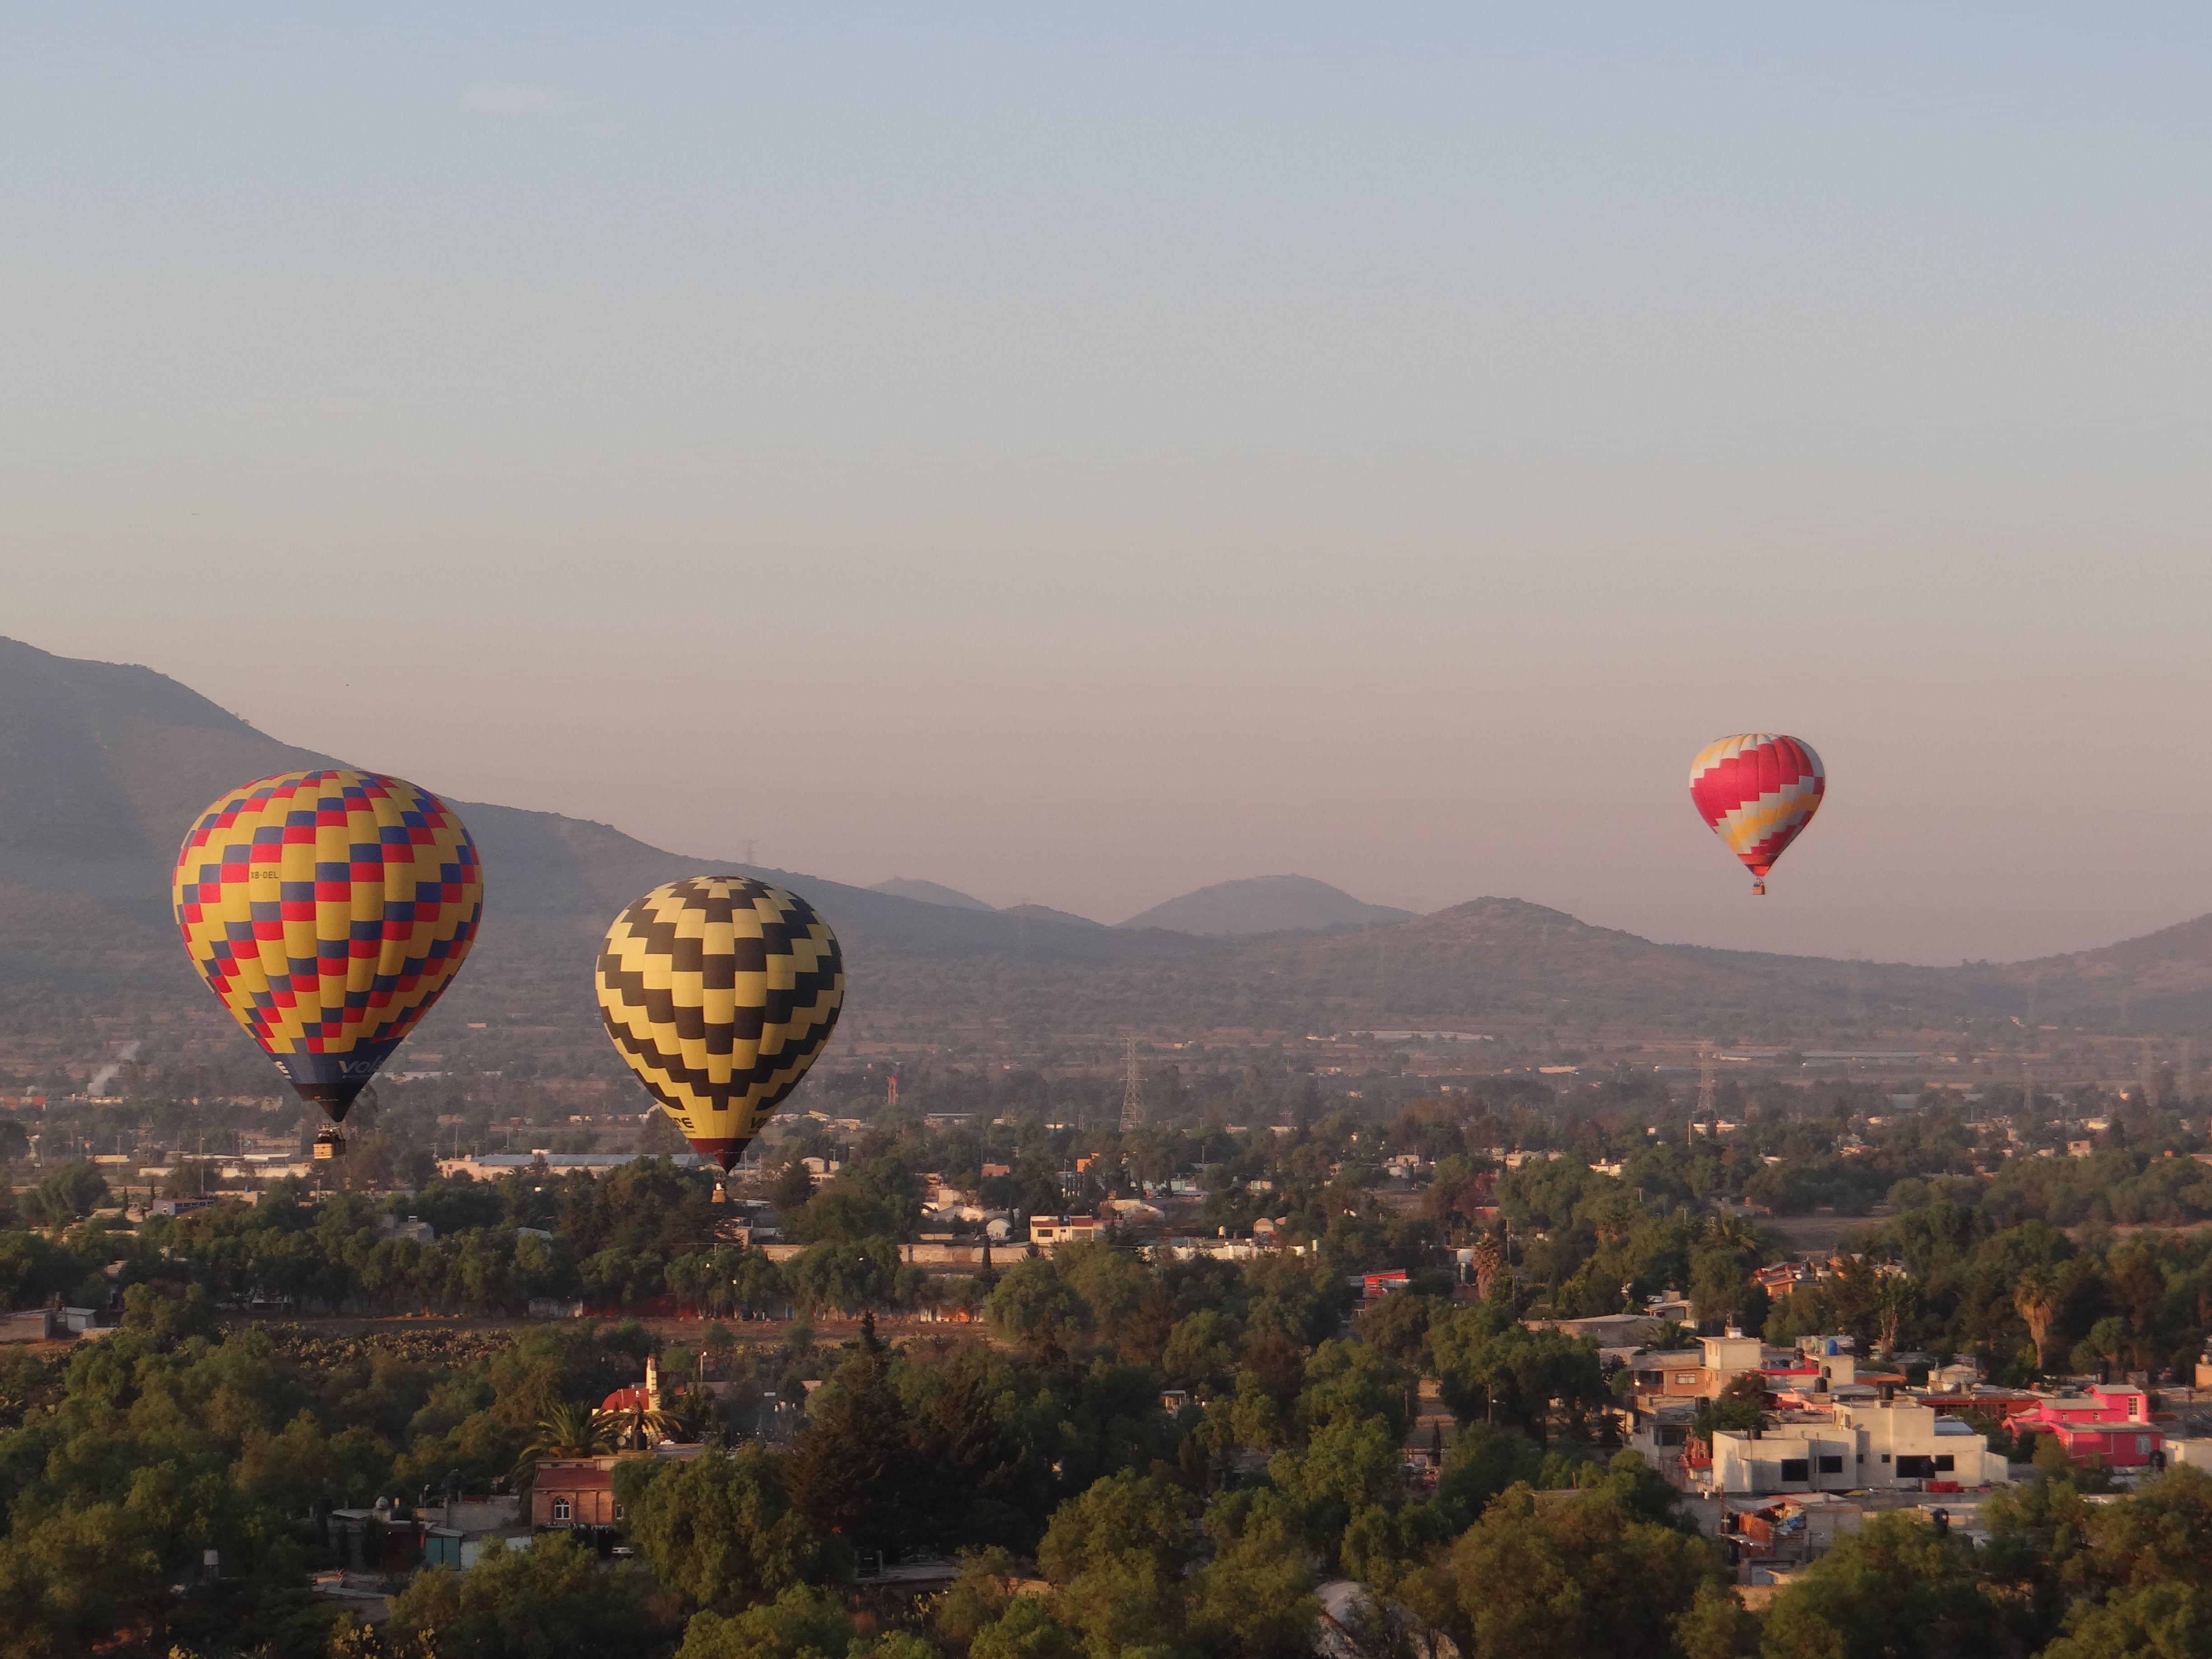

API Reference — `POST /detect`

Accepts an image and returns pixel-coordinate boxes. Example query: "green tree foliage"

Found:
[1429,1303,1607,1443]
[383,1530,656,1658]
[1448,1478,1723,1659]
[621,1443,848,1613]
[676,1583,856,1659]
[787,1328,916,1551]
[32,1162,109,1226]
[1760,1512,2015,1659]
[783,1159,921,1247]
[985,1258,1091,1358]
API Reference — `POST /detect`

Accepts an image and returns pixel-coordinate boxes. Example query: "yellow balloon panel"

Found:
[595,876,844,1169]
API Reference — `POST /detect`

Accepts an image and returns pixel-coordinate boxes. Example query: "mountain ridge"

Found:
[1118,874,1415,937]
[4,637,2210,1043]
[869,878,997,912]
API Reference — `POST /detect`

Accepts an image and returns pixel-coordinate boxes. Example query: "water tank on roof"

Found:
[1825,1338,1839,1356]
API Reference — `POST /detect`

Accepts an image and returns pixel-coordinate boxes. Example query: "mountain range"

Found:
[869,872,1414,938]
[5,636,2212,1075]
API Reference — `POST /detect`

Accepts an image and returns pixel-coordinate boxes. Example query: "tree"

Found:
[968,1597,1083,1659]
[1675,1579,1758,1659]
[32,1162,108,1226]
[1467,1231,1505,1300]
[515,1400,616,1481]
[1429,1304,1607,1443]
[1693,1374,1768,1446]
[1760,1511,2013,1659]
[1185,1489,1317,1659]
[787,1343,914,1551]
[2015,1269,2061,1370]
[1451,1481,1721,1659]
[1036,1470,1195,1587]
[1268,1413,1402,1567]
[984,1258,1090,1358]
[1053,1240,1152,1332]
[1162,1308,1242,1387]
[786,1237,900,1317]
[1035,1472,1198,1659]
[1690,1254,1753,1329]
[384,1531,656,1659]
[676,1584,853,1659]
[619,1444,847,1614]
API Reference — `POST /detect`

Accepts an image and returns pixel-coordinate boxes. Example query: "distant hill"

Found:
[869,878,996,912]
[1120,875,1416,937]
[998,904,1108,929]
[9,636,2212,1057]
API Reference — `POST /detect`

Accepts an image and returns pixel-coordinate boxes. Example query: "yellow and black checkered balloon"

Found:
[595,876,844,1171]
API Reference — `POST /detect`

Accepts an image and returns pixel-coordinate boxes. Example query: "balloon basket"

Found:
[710,1184,727,1205]
[312,1132,345,1161]
[1751,880,1767,896]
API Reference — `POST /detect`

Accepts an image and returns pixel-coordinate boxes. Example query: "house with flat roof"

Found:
[1029,1215,1102,1247]
[1711,1400,2008,1495]
[2023,1386,2164,1471]
[531,1461,620,1529]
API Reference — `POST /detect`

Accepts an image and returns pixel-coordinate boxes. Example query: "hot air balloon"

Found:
[1688,734,1824,895]
[595,876,844,1190]
[172,770,483,1157]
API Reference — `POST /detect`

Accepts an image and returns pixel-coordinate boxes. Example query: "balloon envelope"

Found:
[172,769,483,1121]
[1688,734,1824,893]
[595,876,844,1171]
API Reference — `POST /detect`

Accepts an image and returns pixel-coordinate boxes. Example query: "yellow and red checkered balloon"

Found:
[595,876,844,1171]
[172,770,483,1122]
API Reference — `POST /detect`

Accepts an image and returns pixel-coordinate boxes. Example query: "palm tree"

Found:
[515,1400,617,1480]
[615,1401,684,1448]
[1706,1212,1761,1259]
[1467,1232,1504,1301]
[1874,1272,1918,1356]
[2015,1270,2059,1370]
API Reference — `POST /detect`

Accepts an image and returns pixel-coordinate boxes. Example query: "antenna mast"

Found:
[1120,1037,1144,1134]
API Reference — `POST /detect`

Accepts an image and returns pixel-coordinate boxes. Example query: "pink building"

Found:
[2026,1385,2164,1470]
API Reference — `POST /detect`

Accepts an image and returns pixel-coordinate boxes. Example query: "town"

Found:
[6,1058,2212,1655]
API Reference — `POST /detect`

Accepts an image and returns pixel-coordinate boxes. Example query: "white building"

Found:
[1713,1401,2008,1495]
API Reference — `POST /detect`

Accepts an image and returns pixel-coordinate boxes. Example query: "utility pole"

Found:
[2141,1037,2159,1108]
[1696,1039,1715,1139]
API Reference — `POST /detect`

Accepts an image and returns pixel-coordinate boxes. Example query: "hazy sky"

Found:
[9,6,2212,965]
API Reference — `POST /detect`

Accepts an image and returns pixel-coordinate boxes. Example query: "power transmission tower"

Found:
[1120,1038,1144,1134]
